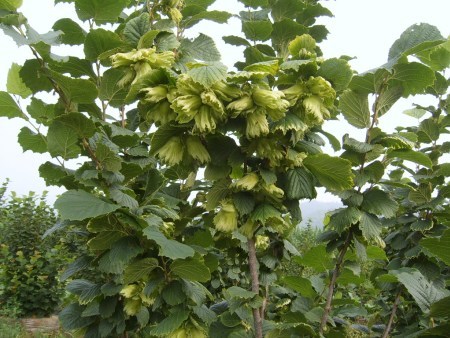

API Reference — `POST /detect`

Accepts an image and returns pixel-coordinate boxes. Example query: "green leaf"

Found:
[123,13,151,47]
[95,143,122,172]
[239,0,268,9]
[53,18,86,45]
[54,112,96,138]
[329,207,362,234]
[392,62,435,95]
[303,153,354,191]
[232,192,255,216]
[283,168,316,200]
[60,304,95,331]
[55,190,120,221]
[242,20,272,42]
[170,257,211,282]
[99,68,128,107]
[181,33,221,62]
[84,28,125,61]
[293,244,334,272]
[110,188,138,209]
[421,229,450,265]
[0,91,22,119]
[6,63,32,98]
[418,118,440,143]
[359,212,382,243]
[18,127,47,153]
[282,276,316,297]
[143,226,195,260]
[361,189,398,218]
[388,23,443,61]
[75,0,130,24]
[343,134,374,153]
[46,69,98,103]
[46,120,81,159]
[149,309,189,336]
[250,203,281,223]
[387,149,433,169]
[0,0,22,11]
[124,258,159,284]
[317,58,353,92]
[223,35,250,47]
[366,246,388,261]
[183,10,232,29]
[49,57,97,79]
[430,296,450,318]
[392,268,450,312]
[339,90,370,129]
[188,62,228,87]
[374,86,403,116]
[206,179,230,211]
[272,112,307,134]
[67,279,102,304]
[226,286,257,299]
[138,30,160,49]
[403,107,427,119]
[19,59,53,93]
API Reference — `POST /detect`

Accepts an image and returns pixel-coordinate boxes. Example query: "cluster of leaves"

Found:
[0,183,63,318]
[0,0,449,337]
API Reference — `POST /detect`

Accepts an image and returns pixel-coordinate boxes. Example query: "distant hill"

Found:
[298,200,342,228]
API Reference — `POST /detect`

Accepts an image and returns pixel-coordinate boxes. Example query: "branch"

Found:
[247,237,263,338]
[381,289,402,338]
[319,230,353,334]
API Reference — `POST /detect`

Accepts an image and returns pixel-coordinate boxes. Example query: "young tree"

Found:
[0,0,448,337]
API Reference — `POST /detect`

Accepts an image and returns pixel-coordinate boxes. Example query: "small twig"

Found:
[248,237,263,338]
[319,230,353,334]
[381,289,402,338]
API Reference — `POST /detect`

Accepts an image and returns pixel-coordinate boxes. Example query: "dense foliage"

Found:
[0,183,62,317]
[0,0,449,337]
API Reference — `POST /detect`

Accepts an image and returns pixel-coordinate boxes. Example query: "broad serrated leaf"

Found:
[303,153,354,191]
[387,149,433,168]
[75,0,129,24]
[232,192,255,216]
[6,63,32,98]
[317,58,353,92]
[392,268,450,313]
[226,286,256,299]
[99,68,128,107]
[421,229,450,265]
[329,207,362,234]
[206,178,230,211]
[403,107,427,119]
[374,85,403,116]
[46,69,98,103]
[54,112,96,138]
[61,256,91,282]
[183,10,232,29]
[53,18,86,45]
[293,244,334,272]
[181,33,221,62]
[60,303,95,331]
[46,120,81,159]
[95,143,122,172]
[392,62,435,96]
[170,257,211,282]
[110,188,138,209]
[67,279,102,304]
[143,226,195,260]
[343,134,374,153]
[242,20,272,42]
[282,276,316,297]
[18,126,46,153]
[430,296,450,318]
[55,190,120,220]
[339,90,370,129]
[250,203,281,223]
[149,309,190,336]
[283,168,316,200]
[0,91,22,119]
[84,28,125,60]
[223,35,250,47]
[418,118,439,143]
[361,189,398,218]
[389,23,444,61]
[124,258,159,284]
[49,56,97,79]
[359,212,382,243]
[123,12,151,47]
[188,62,227,87]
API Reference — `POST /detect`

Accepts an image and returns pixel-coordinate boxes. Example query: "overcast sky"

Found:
[0,0,449,203]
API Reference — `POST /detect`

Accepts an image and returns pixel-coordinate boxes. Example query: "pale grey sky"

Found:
[0,0,449,202]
